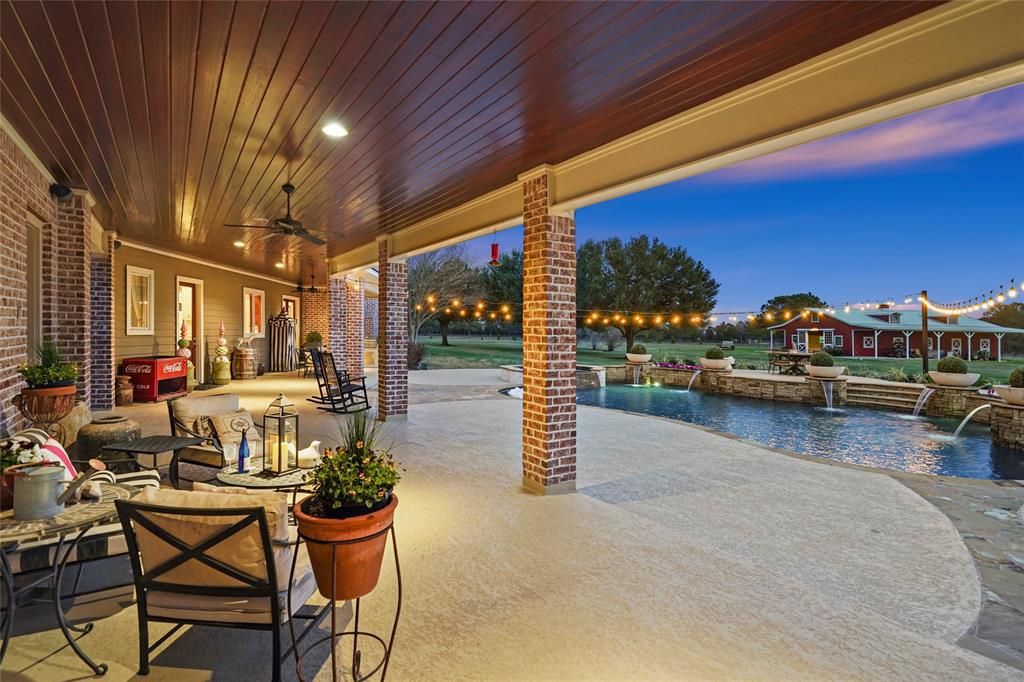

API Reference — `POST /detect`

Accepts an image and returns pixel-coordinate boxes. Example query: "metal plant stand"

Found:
[287,524,401,682]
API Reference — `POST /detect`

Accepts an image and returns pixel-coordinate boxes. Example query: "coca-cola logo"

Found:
[163,361,184,373]
[124,364,151,373]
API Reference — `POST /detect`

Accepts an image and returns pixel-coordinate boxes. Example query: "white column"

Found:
[903,330,912,359]
[934,331,944,359]
[996,333,1004,362]
[769,329,774,350]
[964,332,974,361]
[873,330,880,358]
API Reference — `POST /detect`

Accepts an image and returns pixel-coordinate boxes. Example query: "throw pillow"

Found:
[209,410,263,458]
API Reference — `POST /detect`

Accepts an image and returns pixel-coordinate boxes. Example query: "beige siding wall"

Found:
[113,246,294,382]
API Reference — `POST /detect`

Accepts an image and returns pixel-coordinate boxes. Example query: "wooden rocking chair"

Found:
[307,350,370,414]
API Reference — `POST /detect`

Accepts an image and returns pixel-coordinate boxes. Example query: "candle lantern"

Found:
[263,393,298,475]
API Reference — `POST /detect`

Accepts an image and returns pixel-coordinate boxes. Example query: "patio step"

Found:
[846,396,920,410]
[845,383,926,412]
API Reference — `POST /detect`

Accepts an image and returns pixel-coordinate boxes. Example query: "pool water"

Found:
[577,385,1023,480]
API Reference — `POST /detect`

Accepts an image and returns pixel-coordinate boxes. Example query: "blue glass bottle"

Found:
[238,427,250,473]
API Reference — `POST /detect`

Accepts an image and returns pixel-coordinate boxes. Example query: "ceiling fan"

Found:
[225,183,326,246]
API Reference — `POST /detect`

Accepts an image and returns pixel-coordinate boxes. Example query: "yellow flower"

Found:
[356,441,364,449]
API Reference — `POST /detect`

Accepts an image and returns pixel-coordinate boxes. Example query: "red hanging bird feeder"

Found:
[488,241,500,267]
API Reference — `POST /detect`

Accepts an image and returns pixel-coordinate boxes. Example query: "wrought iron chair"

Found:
[295,347,312,378]
[307,350,370,414]
[167,394,262,487]
[115,492,326,680]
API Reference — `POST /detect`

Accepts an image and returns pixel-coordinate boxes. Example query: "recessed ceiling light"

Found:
[233,240,245,247]
[322,121,348,138]
[275,262,285,269]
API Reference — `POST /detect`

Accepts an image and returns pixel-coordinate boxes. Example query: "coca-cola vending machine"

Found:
[121,357,188,403]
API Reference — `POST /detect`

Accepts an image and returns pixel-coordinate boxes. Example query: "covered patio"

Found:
[4,372,1015,680]
[3,0,1024,679]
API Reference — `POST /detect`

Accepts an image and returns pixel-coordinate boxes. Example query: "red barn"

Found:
[767,307,1023,360]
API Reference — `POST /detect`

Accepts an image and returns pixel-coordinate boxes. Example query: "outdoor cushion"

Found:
[170,393,241,424]
[128,487,290,589]
[7,521,127,575]
[208,409,263,458]
[2,429,76,479]
[176,444,224,467]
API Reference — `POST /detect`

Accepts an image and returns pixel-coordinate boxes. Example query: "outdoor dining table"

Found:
[770,350,812,375]
[0,481,137,675]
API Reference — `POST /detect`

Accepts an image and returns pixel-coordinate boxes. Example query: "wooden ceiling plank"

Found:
[136,0,172,232]
[2,1,125,215]
[167,0,202,240]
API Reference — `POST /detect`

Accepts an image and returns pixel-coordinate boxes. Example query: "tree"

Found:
[407,246,480,344]
[760,292,828,319]
[576,236,719,351]
[480,250,523,318]
[983,302,1024,356]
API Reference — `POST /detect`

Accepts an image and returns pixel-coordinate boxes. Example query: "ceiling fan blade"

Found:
[224,223,276,229]
[295,230,326,246]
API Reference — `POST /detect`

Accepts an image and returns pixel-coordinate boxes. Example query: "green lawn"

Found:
[417,335,1024,384]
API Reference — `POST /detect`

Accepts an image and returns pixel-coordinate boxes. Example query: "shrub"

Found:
[881,367,909,383]
[407,342,426,369]
[975,348,991,361]
[683,358,697,367]
[18,341,78,388]
[809,351,834,367]
[629,343,647,355]
[824,347,843,357]
[1009,367,1024,388]
[705,346,725,360]
[664,355,679,365]
[304,331,323,346]
[936,355,968,374]
[307,411,401,512]
[604,329,623,352]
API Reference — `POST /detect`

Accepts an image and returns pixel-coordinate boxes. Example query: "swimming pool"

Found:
[577,385,1023,480]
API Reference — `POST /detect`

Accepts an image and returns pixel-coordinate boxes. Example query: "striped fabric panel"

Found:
[7,523,127,574]
[91,469,161,489]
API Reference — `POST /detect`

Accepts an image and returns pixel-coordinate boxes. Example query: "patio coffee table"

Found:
[1,482,136,674]
[101,435,206,489]
[216,459,312,511]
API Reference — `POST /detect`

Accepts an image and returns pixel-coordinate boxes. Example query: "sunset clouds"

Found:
[714,85,1024,182]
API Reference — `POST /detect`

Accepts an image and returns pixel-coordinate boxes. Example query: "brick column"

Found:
[520,167,576,495]
[299,289,328,347]
[377,237,408,421]
[53,191,93,404]
[328,275,365,379]
[89,232,116,410]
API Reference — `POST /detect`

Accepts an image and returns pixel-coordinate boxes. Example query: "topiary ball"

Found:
[629,343,647,355]
[936,355,968,374]
[1009,367,1024,388]
[810,351,834,367]
[705,346,725,360]
[177,339,189,348]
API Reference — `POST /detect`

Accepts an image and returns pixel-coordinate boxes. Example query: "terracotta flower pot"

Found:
[294,494,398,600]
[15,384,77,425]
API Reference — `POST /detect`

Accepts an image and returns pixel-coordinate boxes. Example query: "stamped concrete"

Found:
[5,372,1023,680]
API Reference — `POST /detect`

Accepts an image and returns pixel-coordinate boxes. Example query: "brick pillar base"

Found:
[377,237,408,421]
[89,233,115,409]
[521,167,576,495]
[329,276,365,379]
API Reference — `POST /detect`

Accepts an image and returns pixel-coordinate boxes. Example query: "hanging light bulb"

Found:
[844,306,850,313]
[1009,280,1018,298]
[997,290,1005,303]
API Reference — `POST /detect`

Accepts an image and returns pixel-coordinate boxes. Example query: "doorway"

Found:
[282,295,300,347]
[176,277,204,382]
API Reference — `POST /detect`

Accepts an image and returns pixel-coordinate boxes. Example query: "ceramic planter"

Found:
[294,494,398,601]
[807,365,846,379]
[994,385,1024,406]
[698,357,732,370]
[15,384,77,425]
[211,361,232,385]
[927,371,980,388]
[625,353,652,363]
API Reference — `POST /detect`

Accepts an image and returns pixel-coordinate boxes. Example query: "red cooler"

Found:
[121,357,188,403]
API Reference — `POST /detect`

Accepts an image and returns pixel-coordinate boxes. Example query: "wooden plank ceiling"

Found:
[1,0,937,281]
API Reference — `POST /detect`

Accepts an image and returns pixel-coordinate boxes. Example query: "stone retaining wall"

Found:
[925,387,998,424]
[990,404,1024,451]
[646,367,847,407]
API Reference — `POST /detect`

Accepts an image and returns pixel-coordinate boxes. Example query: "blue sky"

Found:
[464,84,1023,313]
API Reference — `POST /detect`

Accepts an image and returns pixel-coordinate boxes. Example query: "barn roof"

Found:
[768,308,1024,334]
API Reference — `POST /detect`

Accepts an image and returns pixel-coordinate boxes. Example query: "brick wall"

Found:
[377,238,408,420]
[54,194,93,404]
[521,170,577,494]
[299,289,328,347]
[363,298,379,340]
[90,233,115,409]
[0,129,58,435]
[328,276,365,378]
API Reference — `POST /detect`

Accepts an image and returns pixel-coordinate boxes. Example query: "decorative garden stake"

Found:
[212,320,231,385]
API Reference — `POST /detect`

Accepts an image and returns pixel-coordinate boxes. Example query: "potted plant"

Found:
[304,331,323,349]
[994,367,1024,406]
[625,343,651,363]
[293,411,401,600]
[698,346,732,370]
[806,351,846,379]
[928,355,980,387]
[0,439,46,511]
[15,341,78,419]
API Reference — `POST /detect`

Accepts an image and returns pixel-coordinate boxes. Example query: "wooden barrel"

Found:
[232,347,258,380]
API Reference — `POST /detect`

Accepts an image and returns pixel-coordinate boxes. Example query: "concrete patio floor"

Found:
[4,371,1022,680]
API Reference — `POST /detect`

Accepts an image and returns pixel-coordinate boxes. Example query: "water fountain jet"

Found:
[912,387,936,417]
[686,370,702,392]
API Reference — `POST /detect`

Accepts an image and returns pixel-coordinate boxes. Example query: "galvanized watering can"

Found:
[11,463,66,521]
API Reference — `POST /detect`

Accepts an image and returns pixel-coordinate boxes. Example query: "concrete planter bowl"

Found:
[928,371,980,388]
[994,385,1024,406]
[807,365,846,379]
[699,357,733,370]
[625,353,652,363]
